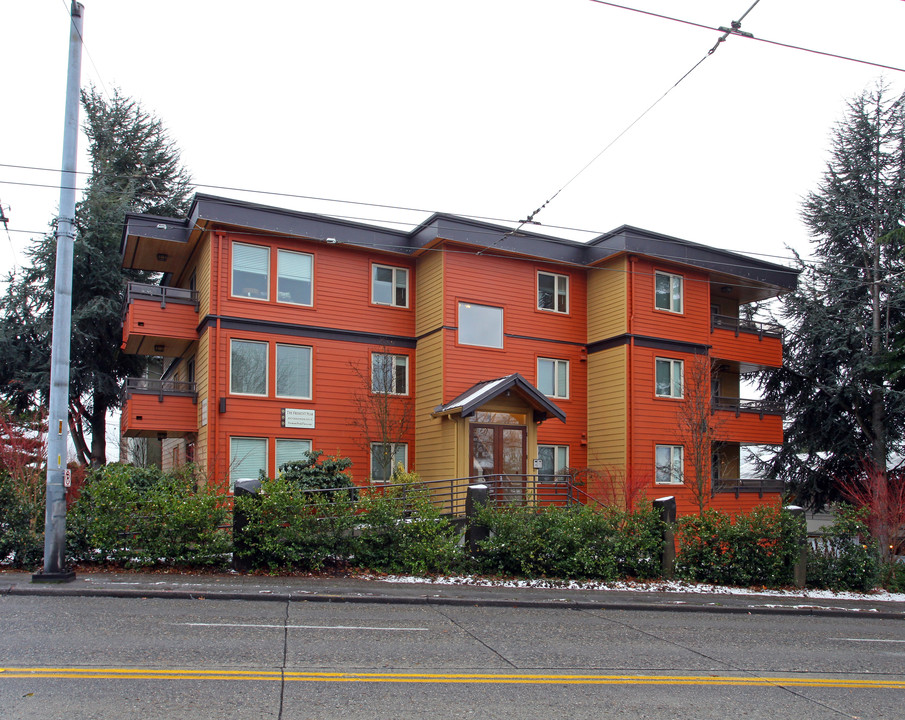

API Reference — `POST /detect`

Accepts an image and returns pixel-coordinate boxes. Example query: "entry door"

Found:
[470,424,527,505]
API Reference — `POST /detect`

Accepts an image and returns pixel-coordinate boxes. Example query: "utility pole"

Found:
[32,1,84,583]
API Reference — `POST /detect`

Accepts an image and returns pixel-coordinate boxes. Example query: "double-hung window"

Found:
[372,265,408,307]
[458,302,503,348]
[655,445,684,484]
[655,358,683,398]
[277,249,313,305]
[230,437,267,490]
[538,445,569,481]
[275,438,313,471]
[538,271,568,313]
[537,358,569,399]
[232,242,270,300]
[276,344,312,399]
[371,353,408,395]
[655,271,683,313]
[230,339,267,396]
[370,442,407,483]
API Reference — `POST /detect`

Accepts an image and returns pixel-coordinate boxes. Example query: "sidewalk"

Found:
[3,569,904,619]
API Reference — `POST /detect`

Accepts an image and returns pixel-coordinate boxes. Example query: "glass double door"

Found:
[470,424,527,505]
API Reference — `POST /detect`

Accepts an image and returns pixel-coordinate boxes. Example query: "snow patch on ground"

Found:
[371,574,905,603]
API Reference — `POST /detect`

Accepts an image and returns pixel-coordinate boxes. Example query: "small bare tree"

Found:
[676,355,724,516]
[350,346,413,483]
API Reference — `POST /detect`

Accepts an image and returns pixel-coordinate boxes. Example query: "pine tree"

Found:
[0,88,192,466]
[757,84,905,512]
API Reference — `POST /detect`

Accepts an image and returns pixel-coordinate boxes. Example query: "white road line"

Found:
[830,638,905,643]
[177,622,428,631]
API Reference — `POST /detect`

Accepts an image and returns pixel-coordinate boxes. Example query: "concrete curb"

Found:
[3,580,904,620]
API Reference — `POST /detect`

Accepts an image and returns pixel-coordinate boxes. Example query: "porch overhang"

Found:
[431,373,566,423]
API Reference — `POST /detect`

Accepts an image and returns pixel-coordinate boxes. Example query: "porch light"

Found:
[157,253,168,262]
[154,344,165,352]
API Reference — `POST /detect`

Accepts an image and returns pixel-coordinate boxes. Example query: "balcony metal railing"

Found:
[711,477,784,498]
[124,282,199,316]
[711,313,783,339]
[712,396,783,418]
[124,377,197,402]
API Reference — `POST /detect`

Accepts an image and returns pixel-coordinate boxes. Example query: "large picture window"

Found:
[370,442,407,483]
[230,339,267,396]
[371,353,408,395]
[372,265,408,307]
[538,271,568,313]
[230,437,267,490]
[458,302,503,348]
[655,358,683,398]
[276,344,312,399]
[537,358,569,399]
[655,272,683,313]
[655,445,684,484]
[232,242,270,300]
[277,249,313,306]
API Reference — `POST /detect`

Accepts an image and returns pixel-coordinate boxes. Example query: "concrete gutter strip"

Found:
[1,577,903,620]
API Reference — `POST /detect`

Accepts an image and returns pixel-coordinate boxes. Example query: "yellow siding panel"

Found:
[587,257,627,343]
[196,235,212,318]
[415,250,444,337]
[586,346,627,469]
[414,331,455,485]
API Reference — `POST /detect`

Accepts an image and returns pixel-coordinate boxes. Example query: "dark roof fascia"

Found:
[585,225,799,290]
[433,373,566,422]
[120,212,192,255]
[190,193,409,254]
[409,213,588,265]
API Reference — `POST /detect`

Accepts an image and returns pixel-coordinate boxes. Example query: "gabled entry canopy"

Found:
[432,373,566,423]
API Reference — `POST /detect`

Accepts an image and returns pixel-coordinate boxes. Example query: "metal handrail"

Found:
[124,377,197,402]
[124,282,199,315]
[712,396,783,417]
[711,477,784,498]
[711,313,783,339]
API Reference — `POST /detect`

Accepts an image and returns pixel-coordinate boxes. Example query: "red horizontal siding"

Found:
[710,327,782,368]
[122,394,197,437]
[122,299,198,353]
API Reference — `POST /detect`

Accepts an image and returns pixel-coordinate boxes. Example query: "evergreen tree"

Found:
[757,84,905,511]
[0,88,192,466]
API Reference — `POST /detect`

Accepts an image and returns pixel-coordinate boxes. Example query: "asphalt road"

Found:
[2,593,904,719]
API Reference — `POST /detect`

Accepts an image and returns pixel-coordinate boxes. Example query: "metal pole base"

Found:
[31,570,76,584]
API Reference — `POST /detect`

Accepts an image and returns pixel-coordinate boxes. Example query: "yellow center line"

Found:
[2,667,905,689]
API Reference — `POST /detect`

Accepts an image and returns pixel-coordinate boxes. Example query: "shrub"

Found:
[272,450,357,499]
[806,504,879,593]
[353,481,464,575]
[0,469,45,568]
[234,474,357,571]
[472,502,663,581]
[67,463,231,567]
[676,505,804,587]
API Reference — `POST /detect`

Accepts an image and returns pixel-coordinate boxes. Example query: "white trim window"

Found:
[655,358,683,398]
[538,271,568,313]
[230,437,267,490]
[371,353,408,395]
[232,242,270,300]
[275,438,313,471]
[370,442,407,483]
[538,445,569,481]
[277,249,313,306]
[230,339,267,396]
[655,271,683,313]
[655,445,684,484]
[276,344,312,399]
[537,358,569,399]
[458,302,503,348]
[372,264,408,308]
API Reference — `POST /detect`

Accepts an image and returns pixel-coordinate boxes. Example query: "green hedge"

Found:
[0,469,45,568]
[67,464,230,567]
[676,505,804,587]
[806,505,879,593]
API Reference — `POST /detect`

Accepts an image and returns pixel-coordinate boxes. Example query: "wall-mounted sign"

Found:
[282,408,315,429]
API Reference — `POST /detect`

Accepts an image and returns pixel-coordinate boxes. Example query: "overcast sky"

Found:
[3,0,905,282]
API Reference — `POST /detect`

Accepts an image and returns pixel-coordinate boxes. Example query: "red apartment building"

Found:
[120,194,798,516]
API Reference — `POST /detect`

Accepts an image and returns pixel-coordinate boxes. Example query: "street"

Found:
[2,593,904,719]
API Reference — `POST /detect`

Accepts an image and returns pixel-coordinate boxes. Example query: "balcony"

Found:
[712,396,783,444]
[122,282,199,357]
[121,378,198,439]
[710,314,783,369]
[712,477,784,498]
